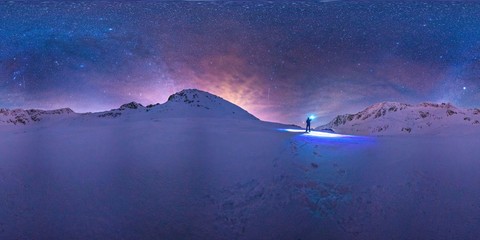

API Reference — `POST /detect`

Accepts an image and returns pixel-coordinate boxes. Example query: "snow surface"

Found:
[317,102,480,135]
[1,90,480,239]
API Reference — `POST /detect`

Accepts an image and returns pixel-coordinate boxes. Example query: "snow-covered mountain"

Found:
[0,89,259,125]
[161,89,258,119]
[95,89,258,121]
[317,102,480,135]
[94,89,259,121]
[0,108,76,125]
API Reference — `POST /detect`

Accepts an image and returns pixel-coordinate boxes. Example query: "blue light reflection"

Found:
[277,128,374,144]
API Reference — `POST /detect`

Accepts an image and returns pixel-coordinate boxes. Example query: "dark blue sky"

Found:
[1,1,479,124]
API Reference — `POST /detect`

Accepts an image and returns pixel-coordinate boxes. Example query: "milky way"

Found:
[1,1,479,125]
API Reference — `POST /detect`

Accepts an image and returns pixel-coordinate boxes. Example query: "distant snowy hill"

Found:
[0,89,259,125]
[317,102,480,135]
[0,108,76,125]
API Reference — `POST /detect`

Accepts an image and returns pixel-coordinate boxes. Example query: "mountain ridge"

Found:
[317,101,480,135]
[0,89,258,125]
[0,108,76,125]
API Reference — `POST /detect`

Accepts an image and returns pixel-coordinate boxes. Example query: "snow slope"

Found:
[1,91,480,239]
[317,102,480,135]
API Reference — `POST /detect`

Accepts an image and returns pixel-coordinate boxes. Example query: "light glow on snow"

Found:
[278,128,374,144]
[278,128,350,138]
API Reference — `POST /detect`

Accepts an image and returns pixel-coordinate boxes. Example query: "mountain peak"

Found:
[119,102,144,110]
[167,89,219,103]
[161,89,258,120]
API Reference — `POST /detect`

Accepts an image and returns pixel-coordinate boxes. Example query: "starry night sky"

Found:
[1,1,480,125]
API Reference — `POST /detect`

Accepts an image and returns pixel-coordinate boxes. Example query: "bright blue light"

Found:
[309,115,315,120]
[277,128,374,144]
[279,128,345,138]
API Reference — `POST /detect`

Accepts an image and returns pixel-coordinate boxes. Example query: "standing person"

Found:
[306,116,312,133]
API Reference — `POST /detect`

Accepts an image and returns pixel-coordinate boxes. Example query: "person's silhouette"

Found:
[306,117,312,133]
